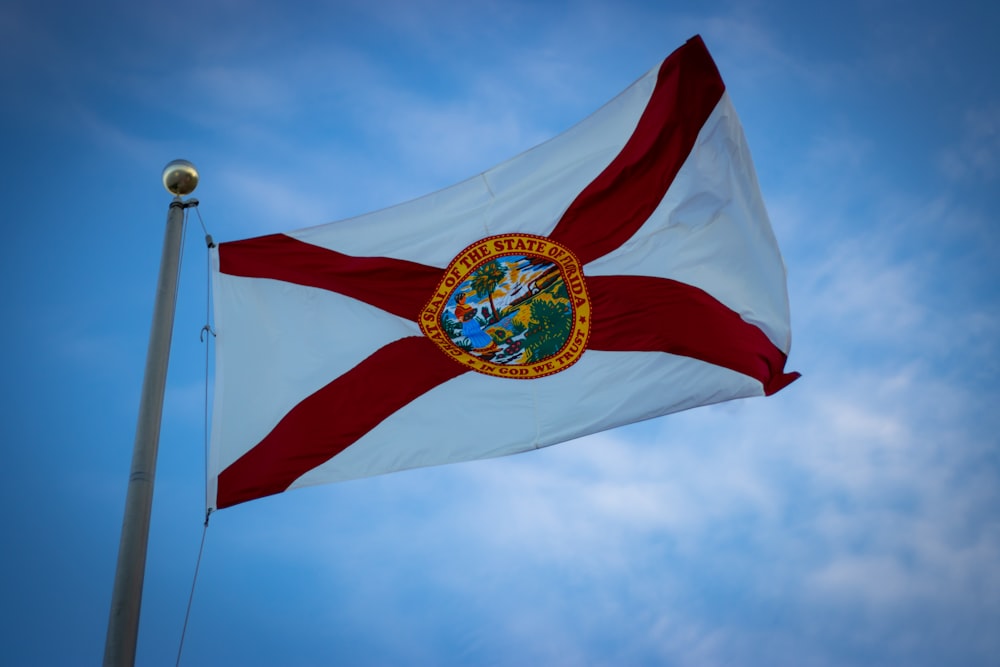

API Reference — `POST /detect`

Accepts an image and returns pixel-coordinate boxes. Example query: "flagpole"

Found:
[104,160,199,667]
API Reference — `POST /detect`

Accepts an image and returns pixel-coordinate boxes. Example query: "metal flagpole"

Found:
[104,160,200,667]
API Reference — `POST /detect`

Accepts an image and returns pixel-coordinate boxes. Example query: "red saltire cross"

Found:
[215,37,800,509]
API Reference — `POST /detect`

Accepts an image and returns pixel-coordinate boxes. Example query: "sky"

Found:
[1,0,998,665]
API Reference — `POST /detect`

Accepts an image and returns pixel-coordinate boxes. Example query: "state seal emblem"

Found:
[419,234,591,379]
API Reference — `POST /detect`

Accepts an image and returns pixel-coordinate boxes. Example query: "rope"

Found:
[198,207,216,491]
[175,516,210,667]
[174,199,217,667]
[193,204,215,250]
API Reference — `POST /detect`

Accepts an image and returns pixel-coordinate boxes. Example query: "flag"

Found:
[208,35,799,511]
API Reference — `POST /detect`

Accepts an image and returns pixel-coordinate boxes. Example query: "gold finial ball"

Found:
[162,159,199,196]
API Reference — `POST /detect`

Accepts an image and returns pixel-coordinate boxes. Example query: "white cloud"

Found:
[939,102,1000,183]
[213,165,336,233]
[800,241,926,344]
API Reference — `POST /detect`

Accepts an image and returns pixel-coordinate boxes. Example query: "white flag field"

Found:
[207,35,799,511]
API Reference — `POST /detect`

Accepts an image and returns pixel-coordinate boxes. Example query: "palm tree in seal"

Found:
[469,259,508,324]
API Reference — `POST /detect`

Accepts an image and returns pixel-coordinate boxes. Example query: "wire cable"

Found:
[174,201,216,667]
[174,515,209,667]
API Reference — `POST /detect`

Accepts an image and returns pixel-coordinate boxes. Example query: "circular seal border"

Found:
[419,233,591,379]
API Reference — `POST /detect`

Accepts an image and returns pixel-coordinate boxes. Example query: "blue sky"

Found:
[2,1,998,665]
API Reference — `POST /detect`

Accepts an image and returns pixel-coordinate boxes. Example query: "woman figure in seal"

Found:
[454,292,498,356]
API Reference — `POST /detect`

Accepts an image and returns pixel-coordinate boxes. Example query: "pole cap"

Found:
[162,160,199,196]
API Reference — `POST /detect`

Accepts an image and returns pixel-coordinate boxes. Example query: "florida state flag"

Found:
[208,36,799,510]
